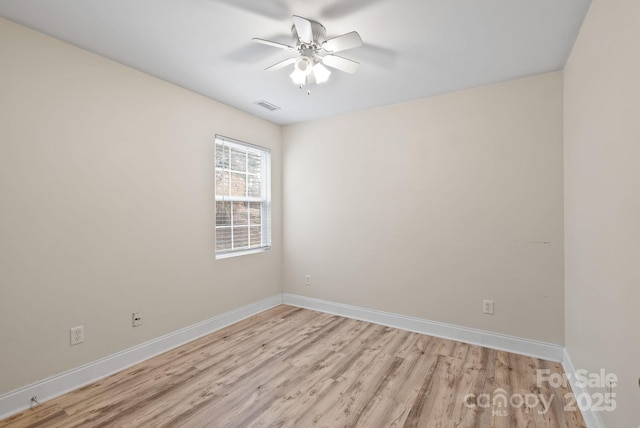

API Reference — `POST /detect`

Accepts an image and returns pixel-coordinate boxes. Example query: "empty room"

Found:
[0,0,638,427]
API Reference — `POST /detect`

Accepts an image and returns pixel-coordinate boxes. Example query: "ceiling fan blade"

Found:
[322,31,363,53]
[265,57,297,71]
[292,15,313,44]
[322,55,359,74]
[252,38,296,51]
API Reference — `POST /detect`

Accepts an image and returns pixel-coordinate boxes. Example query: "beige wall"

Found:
[0,17,282,394]
[283,72,564,344]
[564,0,640,425]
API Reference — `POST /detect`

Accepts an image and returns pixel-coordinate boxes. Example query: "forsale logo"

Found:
[537,368,617,389]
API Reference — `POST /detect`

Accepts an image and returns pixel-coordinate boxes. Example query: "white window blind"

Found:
[215,135,271,258]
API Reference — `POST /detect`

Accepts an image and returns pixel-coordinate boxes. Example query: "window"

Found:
[215,135,271,258]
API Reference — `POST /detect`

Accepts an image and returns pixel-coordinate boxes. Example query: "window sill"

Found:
[216,246,271,260]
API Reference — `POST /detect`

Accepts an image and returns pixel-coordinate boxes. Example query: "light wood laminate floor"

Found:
[0,305,585,427]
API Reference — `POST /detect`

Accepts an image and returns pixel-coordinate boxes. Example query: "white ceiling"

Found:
[0,0,591,125]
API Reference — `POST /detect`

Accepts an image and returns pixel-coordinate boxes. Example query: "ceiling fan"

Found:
[252,15,363,87]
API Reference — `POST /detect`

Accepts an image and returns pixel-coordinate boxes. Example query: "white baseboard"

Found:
[562,349,606,428]
[282,293,564,362]
[0,294,283,420]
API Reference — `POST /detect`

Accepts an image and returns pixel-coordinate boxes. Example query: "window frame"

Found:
[214,135,271,259]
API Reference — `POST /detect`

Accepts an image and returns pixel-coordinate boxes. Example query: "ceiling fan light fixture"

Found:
[294,55,313,75]
[290,68,307,85]
[312,63,331,84]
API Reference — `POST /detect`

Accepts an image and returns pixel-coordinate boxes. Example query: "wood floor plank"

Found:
[243,321,383,427]
[492,351,516,428]
[291,324,402,427]
[237,320,379,425]
[355,336,442,427]
[448,345,488,427]
[0,306,586,428]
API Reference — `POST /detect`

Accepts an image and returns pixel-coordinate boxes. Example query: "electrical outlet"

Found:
[132,312,143,327]
[305,274,311,286]
[483,300,495,315]
[70,326,84,346]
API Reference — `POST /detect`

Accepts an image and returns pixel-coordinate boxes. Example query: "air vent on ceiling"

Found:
[253,100,281,111]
